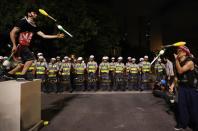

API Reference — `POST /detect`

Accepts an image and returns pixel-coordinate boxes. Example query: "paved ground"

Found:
[40,91,192,131]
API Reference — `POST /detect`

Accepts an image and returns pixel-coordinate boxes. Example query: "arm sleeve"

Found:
[15,19,24,28]
[35,26,41,33]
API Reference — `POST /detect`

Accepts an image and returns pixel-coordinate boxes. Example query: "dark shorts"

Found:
[18,45,35,64]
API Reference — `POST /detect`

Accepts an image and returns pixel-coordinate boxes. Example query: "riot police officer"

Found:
[140,56,151,91]
[59,56,72,92]
[87,55,98,91]
[109,57,116,90]
[126,57,132,90]
[47,58,59,93]
[26,60,36,80]
[128,58,139,90]
[154,58,165,83]
[114,57,125,91]
[56,56,62,69]
[99,56,110,90]
[36,56,47,92]
[73,57,86,91]
[138,58,144,90]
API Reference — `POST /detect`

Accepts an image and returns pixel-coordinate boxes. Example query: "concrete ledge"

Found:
[0,80,41,131]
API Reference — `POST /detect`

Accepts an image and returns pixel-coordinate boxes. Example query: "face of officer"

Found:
[144,58,148,61]
[57,59,61,62]
[77,60,82,63]
[39,58,43,62]
[64,59,69,62]
[53,60,57,64]
[103,59,107,62]
[118,59,122,63]
[89,58,94,62]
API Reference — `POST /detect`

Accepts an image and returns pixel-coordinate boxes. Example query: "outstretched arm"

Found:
[37,31,64,39]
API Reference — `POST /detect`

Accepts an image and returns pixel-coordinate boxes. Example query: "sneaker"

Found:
[2,73,15,80]
[16,75,26,81]
[174,125,183,131]
[16,75,33,81]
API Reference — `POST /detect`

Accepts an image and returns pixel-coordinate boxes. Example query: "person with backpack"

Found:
[174,46,198,131]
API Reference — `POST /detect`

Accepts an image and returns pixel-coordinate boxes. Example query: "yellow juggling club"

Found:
[163,41,186,48]
[173,41,186,46]
[39,9,57,22]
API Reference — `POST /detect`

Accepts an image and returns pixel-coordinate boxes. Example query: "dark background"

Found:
[0,0,198,61]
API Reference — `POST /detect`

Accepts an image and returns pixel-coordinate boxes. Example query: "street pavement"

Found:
[40,91,192,131]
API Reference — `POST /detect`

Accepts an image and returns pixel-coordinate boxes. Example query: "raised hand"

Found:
[57,33,65,38]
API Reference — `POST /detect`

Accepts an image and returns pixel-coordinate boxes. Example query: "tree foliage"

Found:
[0,0,121,58]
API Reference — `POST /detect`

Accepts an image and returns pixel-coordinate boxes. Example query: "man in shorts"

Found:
[4,5,64,80]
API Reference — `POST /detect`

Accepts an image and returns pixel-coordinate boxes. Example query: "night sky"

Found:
[1,0,198,59]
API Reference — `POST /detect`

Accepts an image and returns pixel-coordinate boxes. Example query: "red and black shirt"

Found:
[15,18,40,46]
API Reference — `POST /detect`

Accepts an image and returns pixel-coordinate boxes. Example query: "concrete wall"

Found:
[0,80,41,131]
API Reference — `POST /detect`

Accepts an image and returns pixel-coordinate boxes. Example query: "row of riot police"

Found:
[0,52,167,93]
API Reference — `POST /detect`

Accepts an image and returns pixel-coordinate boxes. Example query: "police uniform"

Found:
[36,61,47,92]
[109,61,116,90]
[128,63,139,90]
[26,61,36,80]
[154,61,165,83]
[138,58,144,90]
[99,61,110,90]
[47,62,59,93]
[87,61,98,91]
[73,62,86,91]
[141,61,151,90]
[15,71,22,78]
[126,61,132,90]
[114,62,125,91]
[56,60,63,92]
[56,61,62,69]
[59,62,72,92]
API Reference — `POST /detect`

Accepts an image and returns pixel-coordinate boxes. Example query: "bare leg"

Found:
[8,64,23,74]
[21,60,33,75]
